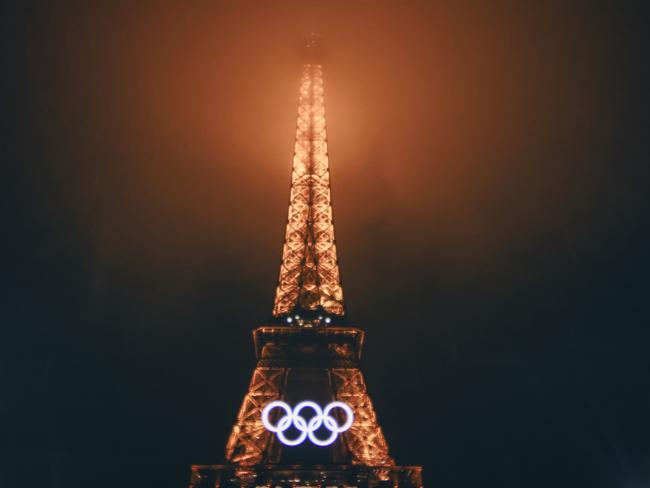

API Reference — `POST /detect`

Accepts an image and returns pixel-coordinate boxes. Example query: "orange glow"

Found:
[273,64,344,317]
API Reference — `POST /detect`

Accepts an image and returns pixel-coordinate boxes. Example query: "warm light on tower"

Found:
[272,64,345,318]
[189,59,422,488]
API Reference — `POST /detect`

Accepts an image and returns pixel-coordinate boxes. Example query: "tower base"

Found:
[189,464,423,488]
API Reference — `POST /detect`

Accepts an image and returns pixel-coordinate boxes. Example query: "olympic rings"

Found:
[261,400,354,447]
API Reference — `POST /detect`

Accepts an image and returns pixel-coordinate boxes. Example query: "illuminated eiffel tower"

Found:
[189,45,422,488]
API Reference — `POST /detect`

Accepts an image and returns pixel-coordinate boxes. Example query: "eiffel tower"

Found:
[189,47,422,488]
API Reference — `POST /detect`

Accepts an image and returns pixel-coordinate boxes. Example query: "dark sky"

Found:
[2,1,649,487]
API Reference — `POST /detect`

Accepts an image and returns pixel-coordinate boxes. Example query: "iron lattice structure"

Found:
[188,62,422,488]
[224,367,286,466]
[196,326,421,488]
[223,355,392,467]
[272,64,345,318]
[331,368,392,466]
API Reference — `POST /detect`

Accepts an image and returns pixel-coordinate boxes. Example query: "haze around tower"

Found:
[2,2,648,487]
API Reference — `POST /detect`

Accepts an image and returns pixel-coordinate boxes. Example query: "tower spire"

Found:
[272,63,345,320]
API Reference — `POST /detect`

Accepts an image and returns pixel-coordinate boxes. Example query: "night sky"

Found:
[2,2,649,487]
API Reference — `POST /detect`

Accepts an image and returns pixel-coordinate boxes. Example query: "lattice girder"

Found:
[332,368,393,467]
[224,367,287,465]
[273,64,345,317]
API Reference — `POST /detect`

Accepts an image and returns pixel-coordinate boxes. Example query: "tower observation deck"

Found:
[187,51,423,488]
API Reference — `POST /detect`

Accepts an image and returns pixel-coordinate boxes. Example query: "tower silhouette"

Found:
[188,60,422,488]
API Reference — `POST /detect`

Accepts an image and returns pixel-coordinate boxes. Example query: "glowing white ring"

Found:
[277,426,308,447]
[324,401,354,432]
[261,401,292,433]
[261,400,354,447]
[293,401,323,431]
